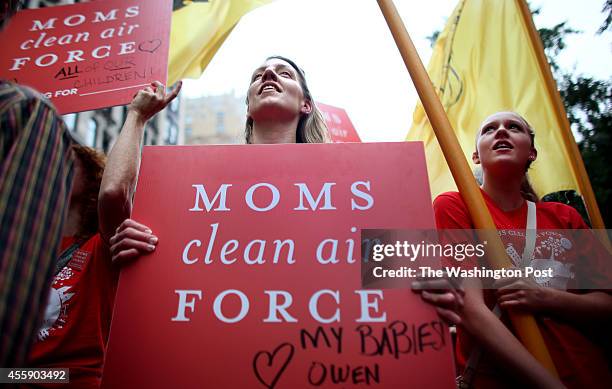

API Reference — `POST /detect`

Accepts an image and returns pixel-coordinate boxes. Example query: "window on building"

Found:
[102,130,112,152]
[170,96,180,112]
[216,111,225,134]
[145,119,159,146]
[62,113,77,131]
[165,123,178,145]
[86,117,98,147]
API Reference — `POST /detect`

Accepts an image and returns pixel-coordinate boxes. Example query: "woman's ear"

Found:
[528,148,537,162]
[301,100,312,115]
[472,151,480,165]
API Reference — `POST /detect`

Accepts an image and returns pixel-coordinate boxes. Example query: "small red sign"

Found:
[102,142,455,388]
[318,102,362,143]
[0,0,172,114]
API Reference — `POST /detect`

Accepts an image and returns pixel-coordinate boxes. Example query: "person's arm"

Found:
[498,286,612,324]
[496,277,612,324]
[461,279,564,389]
[98,81,181,244]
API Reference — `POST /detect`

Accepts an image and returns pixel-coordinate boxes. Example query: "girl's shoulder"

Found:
[536,201,589,229]
[433,191,473,229]
[434,191,465,207]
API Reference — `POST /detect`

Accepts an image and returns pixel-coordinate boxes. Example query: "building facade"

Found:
[183,93,247,145]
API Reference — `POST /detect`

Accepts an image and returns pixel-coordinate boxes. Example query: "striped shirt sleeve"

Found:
[0,81,75,367]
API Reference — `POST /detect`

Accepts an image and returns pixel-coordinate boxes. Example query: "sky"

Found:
[182,0,612,142]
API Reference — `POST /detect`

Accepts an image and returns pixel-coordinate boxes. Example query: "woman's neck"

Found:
[251,118,298,144]
[481,172,525,212]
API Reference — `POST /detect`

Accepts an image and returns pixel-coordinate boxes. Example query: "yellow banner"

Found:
[408,0,580,198]
[169,0,272,85]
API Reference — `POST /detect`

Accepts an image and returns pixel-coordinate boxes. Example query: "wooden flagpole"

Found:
[375,0,559,376]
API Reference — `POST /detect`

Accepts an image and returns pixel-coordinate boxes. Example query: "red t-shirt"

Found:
[434,191,612,388]
[26,234,119,388]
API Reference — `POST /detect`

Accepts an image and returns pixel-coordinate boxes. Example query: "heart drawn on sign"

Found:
[253,342,295,389]
[138,39,162,53]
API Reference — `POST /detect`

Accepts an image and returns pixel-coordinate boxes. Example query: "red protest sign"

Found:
[0,0,171,114]
[101,143,455,388]
[318,102,362,142]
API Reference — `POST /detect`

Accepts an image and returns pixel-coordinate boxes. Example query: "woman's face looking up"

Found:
[247,58,311,124]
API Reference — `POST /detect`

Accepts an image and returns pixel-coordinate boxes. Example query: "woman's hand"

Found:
[494,274,555,313]
[109,219,158,265]
[412,277,465,325]
[128,80,181,123]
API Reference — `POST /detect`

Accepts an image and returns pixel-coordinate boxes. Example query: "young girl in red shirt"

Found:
[422,111,612,388]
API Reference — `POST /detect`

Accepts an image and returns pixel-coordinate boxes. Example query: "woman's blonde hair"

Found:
[245,56,330,144]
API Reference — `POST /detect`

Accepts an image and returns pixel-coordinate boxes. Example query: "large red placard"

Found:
[102,142,455,388]
[0,0,171,114]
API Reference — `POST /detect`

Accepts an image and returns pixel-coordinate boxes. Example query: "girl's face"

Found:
[473,112,537,172]
[246,58,311,124]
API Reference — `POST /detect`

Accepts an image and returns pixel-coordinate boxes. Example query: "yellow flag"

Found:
[169,0,273,85]
[408,0,580,198]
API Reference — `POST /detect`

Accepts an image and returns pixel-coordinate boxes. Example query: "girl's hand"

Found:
[495,274,555,312]
[412,277,465,325]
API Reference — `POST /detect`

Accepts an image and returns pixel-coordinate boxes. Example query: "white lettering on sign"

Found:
[171,289,388,324]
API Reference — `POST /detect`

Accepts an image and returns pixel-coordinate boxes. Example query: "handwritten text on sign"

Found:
[102,143,456,388]
[0,0,171,114]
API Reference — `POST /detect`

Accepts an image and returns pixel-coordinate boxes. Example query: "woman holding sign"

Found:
[429,111,612,388]
[103,56,329,261]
